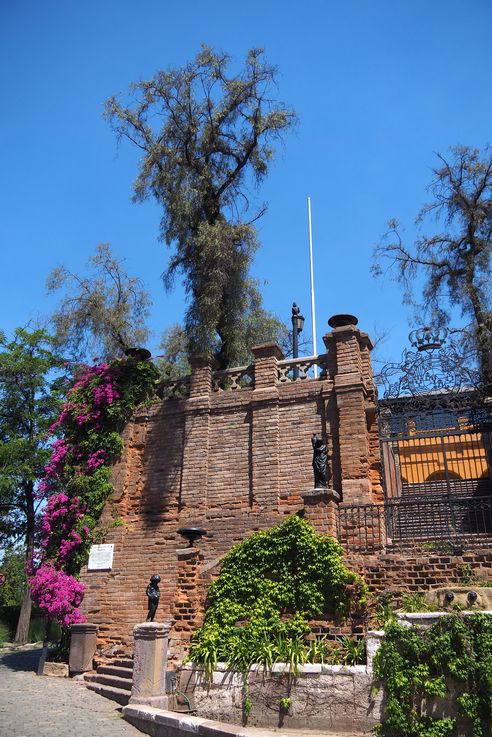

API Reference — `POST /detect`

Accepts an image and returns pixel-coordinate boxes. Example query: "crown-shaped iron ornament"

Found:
[408,325,449,352]
[376,324,480,405]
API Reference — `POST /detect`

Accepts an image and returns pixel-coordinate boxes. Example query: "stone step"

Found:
[85,673,133,691]
[112,658,134,669]
[84,680,131,706]
[97,664,133,680]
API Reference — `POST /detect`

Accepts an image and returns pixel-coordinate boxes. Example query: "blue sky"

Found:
[1,0,491,368]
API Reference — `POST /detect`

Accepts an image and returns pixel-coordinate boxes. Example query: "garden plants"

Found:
[374,612,492,737]
[29,354,158,628]
[188,515,367,675]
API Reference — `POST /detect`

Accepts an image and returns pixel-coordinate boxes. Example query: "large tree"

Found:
[373,146,492,389]
[47,243,151,362]
[0,328,62,642]
[105,45,295,369]
[158,301,290,379]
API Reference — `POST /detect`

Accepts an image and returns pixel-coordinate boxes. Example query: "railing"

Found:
[338,496,492,552]
[212,364,254,392]
[337,503,386,552]
[156,375,191,399]
[277,354,331,383]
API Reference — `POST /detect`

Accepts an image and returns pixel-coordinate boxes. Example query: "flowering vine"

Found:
[30,355,159,627]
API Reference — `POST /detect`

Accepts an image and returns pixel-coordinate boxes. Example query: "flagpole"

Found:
[307,196,318,377]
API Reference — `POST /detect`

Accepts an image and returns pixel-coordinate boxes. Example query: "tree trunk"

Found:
[465,255,492,391]
[14,588,32,644]
[14,480,35,644]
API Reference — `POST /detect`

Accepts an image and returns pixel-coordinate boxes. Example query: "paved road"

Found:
[0,646,143,737]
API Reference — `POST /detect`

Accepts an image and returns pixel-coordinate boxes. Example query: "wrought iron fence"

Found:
[338,495,492,552]
[337,503,386,552]
[381,429,492,500]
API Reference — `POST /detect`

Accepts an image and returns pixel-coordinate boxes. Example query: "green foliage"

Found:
[44,355,159,576]
[279,696,291,712]
[0,548,26,607]
[401,592,438,613]
[373,145,492,389]
[374,613,492,737]
[420,540,455,554]
[105,46,296,369]
[458,564,474,585]
[0,620,8,646]
[0,328,63,642]
[371,592,397,628]
[336,635,366,665]
[0,328,62,548]
[47,243,151,362]
[158,305,290,378]
[188,515,367,674]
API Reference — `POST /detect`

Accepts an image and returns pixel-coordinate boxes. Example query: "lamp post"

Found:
[292,303,305,379]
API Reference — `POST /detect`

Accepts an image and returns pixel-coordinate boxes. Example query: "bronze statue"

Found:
[311,434,328,488]
[146,574,161,621]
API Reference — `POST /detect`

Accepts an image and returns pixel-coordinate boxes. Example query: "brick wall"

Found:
[80,319,382,655]
[347,545,492,593]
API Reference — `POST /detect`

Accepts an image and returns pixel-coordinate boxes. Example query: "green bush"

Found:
[188,515,367,676]
[374,613,492,737]
[0,620,10,646]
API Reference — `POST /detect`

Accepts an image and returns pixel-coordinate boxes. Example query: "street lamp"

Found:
[292,303,305,379]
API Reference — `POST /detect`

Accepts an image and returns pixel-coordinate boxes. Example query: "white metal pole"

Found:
[307,196,318,377]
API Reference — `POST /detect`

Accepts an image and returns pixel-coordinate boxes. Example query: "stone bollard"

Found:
[129,621,171,709]
[365,630,384,671]
[69,623,98,675]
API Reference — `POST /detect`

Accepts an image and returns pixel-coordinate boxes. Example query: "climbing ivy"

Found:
[374,613,492,737]
[188,515,367,675]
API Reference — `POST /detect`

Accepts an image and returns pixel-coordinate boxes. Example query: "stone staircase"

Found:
[84,657,133,706]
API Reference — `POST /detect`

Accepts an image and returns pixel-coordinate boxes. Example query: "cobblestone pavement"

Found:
[0,646,143,737]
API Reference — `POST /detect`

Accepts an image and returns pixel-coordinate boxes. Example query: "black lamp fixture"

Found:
[178,526,207,547]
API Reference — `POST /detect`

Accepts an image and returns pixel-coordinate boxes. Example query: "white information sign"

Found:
[88,544,114,571]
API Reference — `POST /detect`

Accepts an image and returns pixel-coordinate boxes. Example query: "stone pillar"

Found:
[323,319,375,505]
[69,623,98,675]
[301,488,340,537]
[250,343,283,510]
[366,630,384,671]
[180,357,214,512]
[169,546,205,667]
[130,622,171,709]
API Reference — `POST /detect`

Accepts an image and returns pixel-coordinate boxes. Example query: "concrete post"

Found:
[69,623,98,675]
[130,621,171,709]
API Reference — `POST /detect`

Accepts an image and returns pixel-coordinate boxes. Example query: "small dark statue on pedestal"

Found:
[312,434,328,488]
[146,574,161,622]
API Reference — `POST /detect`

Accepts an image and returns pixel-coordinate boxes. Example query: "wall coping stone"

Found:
[397,610,492,628]
[181,661,367,676]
